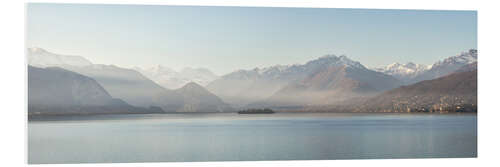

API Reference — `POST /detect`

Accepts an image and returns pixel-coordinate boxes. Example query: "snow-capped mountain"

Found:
[253,56,402,108]
[134,66,219,89]
[410,49,477,83]
[375,49,477,84]
[308,55,366,70]
[207,54,401,108]
[218,55,367,81]
[431,49,477,68]
[373,62,430,81]
[27,47,92,67]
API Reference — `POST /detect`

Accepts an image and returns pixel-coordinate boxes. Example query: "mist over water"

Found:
[28,113,477,164]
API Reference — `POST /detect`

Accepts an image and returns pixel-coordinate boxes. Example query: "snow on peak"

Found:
[374,49,477,81]
[374,62,428,77]
[386,62,402,69]
[255,64,291,75]
[27,47,93,67]
[433,49,477,68]
[221,54,369,83]
[311,54,366,69]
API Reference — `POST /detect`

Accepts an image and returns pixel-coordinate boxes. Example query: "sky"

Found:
[26,3,477,75]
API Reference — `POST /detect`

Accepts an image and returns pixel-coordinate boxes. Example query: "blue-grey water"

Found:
[28,113,477,164]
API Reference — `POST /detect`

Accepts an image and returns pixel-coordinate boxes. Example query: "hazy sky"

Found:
[26,3,477,75]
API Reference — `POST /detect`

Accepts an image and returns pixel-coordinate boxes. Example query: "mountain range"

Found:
[27,47,477,114]
[209,50,477,110]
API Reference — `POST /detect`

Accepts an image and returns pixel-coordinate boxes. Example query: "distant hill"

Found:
[172,82,233,112]
[28,66,163,116]
[356,69,477,113]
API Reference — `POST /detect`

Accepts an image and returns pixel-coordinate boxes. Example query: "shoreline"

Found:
[28,111,477,122]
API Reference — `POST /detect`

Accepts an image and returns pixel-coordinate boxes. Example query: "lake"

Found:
[28,113,477,164]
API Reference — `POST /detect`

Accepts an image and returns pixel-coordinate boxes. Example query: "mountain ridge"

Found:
[27,48,93,67]
[134,65,219,89]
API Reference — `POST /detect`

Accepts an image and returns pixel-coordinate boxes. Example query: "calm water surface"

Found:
[28,113,477,164]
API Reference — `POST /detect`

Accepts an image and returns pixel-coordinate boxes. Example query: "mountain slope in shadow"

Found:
[28,66,163,116]
[356,69,477,113]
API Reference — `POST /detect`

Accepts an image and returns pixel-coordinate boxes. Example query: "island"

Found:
[238,108,275,114]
